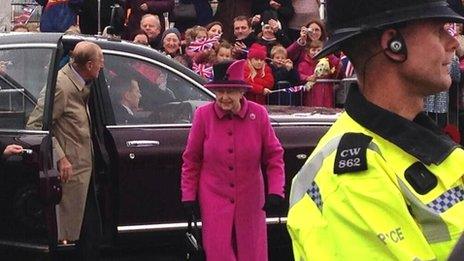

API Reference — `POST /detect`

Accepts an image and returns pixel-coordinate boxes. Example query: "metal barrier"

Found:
[267,78,358,107]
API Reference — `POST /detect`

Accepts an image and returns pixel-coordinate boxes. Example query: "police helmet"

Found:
[317,0,464,58]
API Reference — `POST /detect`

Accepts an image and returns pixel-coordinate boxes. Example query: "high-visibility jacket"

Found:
[287,87,464,261]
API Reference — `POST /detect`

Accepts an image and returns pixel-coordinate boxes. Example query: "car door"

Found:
[0,35,62,254]
[97,50,213,234]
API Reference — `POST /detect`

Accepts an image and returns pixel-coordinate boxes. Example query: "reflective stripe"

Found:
[412,258,437,261]
[398,179,451,243]
[289,135,383,208]
[427,186,464,213]
[289,135,343,208]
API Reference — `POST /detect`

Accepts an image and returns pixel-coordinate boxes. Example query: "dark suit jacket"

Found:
[0,142,6,166]
[114,104,136,124]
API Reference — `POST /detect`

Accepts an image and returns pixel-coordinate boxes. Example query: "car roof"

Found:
[0,32,63,45]
[0,33,339,124]
[0,32,207,85]
[61,34,207,84]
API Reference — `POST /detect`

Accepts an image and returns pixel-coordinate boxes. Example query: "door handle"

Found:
[126,140,160,148]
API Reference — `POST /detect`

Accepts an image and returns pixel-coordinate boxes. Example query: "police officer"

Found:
[287,1,464,260]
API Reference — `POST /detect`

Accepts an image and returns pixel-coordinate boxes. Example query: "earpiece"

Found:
[384,31,407,63]
[387,33,406,55]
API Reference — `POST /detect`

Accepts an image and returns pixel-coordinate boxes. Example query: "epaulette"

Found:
[334,133,373,174]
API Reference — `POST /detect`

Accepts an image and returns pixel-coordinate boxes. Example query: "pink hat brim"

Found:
[204,83,252,91]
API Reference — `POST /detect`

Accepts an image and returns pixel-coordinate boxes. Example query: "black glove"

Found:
[262,194,284,214]
[182,200,200,221]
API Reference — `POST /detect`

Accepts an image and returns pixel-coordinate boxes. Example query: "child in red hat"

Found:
[244,43,275,105]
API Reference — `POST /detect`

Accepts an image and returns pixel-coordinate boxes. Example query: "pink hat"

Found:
[204,60,252,90]
[247,43,267,60]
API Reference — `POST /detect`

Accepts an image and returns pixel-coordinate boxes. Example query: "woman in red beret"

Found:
[181,60,285,261]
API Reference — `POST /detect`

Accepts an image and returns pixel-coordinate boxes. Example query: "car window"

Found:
[104,54,212,125]
[0,48,52,129]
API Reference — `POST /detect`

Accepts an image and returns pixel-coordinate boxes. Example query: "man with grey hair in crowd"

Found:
[140,14,162,49]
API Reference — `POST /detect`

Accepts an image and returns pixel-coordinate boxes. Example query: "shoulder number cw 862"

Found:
[338,157,361,169]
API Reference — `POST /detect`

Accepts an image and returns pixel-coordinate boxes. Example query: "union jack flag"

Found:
[14,5,37,25]
[270,85,305,93]
[340,54,354,78]
[447,23,458,37]
[285,85,305,93]
[187,35,220,53]
[192,62,214,80]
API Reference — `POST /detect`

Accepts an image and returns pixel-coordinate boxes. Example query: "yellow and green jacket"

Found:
[288,87,464,261]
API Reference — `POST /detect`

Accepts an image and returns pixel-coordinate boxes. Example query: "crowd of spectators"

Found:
[18,0,358,107]
[8,0,464,118]
[110,0,354,107]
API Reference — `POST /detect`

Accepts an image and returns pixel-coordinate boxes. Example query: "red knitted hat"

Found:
[247,43,267,60]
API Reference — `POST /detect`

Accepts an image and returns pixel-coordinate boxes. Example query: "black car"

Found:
[0,33,339,259]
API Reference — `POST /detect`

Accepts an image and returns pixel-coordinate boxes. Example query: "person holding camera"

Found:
[288,0,320,41]
[251,0,294,34]
[287,19,327,65]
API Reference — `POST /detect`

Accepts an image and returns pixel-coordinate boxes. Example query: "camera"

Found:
[303,27,314,34]
[20,149,33,155]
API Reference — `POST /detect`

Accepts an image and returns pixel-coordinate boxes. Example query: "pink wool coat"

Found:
[181,98,285,261]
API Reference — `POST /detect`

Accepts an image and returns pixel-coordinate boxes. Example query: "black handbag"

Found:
[185,215,205,260]
[173,3,197,22]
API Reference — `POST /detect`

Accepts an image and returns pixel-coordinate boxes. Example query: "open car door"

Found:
[0,33,63,256]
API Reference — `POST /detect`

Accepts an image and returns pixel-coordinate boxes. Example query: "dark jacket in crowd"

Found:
[255,30,292,54]
[193,0,213,25]
[252,10,292,53]
[214,0,253,42]
[174,0,213,32]
[251,0,294,31]
[149,35,162,49]
[268,64,301,106]
[78,0,113,35]
[125,0,174,39]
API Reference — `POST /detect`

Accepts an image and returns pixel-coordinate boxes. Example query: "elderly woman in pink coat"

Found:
[181,60,285,261]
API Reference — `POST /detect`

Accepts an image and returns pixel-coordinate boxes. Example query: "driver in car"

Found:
[110,76,142,124]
